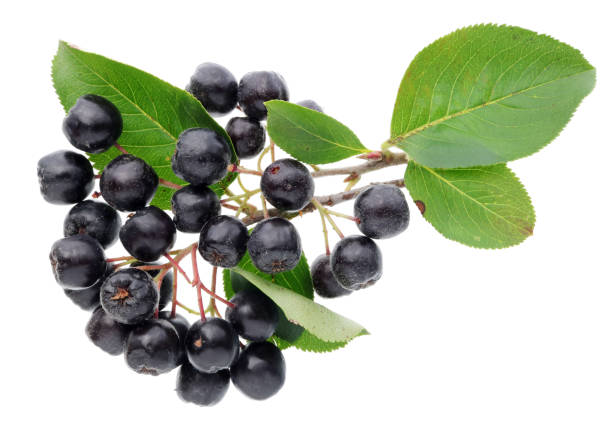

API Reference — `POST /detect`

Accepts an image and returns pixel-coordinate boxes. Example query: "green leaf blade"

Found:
[391,24,595,168]
[266,100,369,164]
[404,161,535,249]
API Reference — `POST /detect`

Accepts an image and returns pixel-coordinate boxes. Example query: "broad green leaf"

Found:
[51,41,237,209]
[232,267,368,344]
[404,161,535,248]
[391,24,595,168]
[265,100,369,164]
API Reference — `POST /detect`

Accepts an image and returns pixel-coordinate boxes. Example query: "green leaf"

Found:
[232,267,368,344]
[265,100,369,164]
[51,41,237,208]
[390,24,595,168]
[404,161,535,249]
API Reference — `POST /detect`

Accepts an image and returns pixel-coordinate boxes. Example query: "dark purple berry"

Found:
[231,341,286,400]
[64,263,113,311]
[86,306,132,356]
[171,185,220,233]
[50,235,106,290]
[186,63,238,116]
[225,289,279,341]
[247,217,302,274]
[37,150,94,205]
[131,261,173,310]
[198,215,249,268]
[226,117,266,159]
[237,71,289,120]
[124,319,181,375]
[100,154,158,212]
[261,159,314,211]
[176,362,230,406]
[159,312,190,365]
[120,206,176,262]
[330,235,382,290]
[100,268,159,324]
[63,200,121,248]
[354,185,409,239]
[185,318,239,373]
[310,254,352,298]
[296,99,323,113]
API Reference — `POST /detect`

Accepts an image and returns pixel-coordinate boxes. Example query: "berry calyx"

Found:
[99,154,158,212]
[37,150,94,205]
[231,341,286,400]
[198,215,249,268]
[310,254,352,298]
[62,94,123,154]
[185,318,239,373]
[119,206,177,262]
[124,319,181,375]
[86,306,132,356]
[225,117,266,159]
[237,71,289,120]
[171,185,220,233]
[176,362,230,406]
[296,99,323,113]
[50,235,107,290]
[187,63,238,116]
[330,235,383,290]
[64,263,113,311]
[63,200,121,249]
[354,184,409,239]
[260,158,314,211]
[247,217,302,274]
[225,289,279,341]
[100,268,159,324]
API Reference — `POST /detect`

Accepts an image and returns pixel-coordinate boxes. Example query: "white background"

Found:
[1,1,610,427]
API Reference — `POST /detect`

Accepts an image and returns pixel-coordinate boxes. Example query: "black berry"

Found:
[64,263,113,311]
[124,319,181,375]
[172,128,231,186]
[100,154,158,212]
[176,362,230,406]
[185,318,239,373]
[354,185,409,239]
[159,311,190,365]
[330,235,382,290]
[50,235,106,290]
[198,215,249,268]
[131,262,173,310]
[187,63,238,116]
[62,94,122,154]
[37,150,94,205]
[261,159,314,211]
[231,341,286,400]
[296,99,323,113]
[237,71,289,120]
[63,200,121,249]
[247,217,302,274]
[225,289,279,341]
[171,185,220,233]
[226,117,266,159]
[120,206,176,262]
[310,254,352,298]
[86,306,132,356]
[100,268,159,324]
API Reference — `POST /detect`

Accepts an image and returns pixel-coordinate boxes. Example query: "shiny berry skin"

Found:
[187,63,238,116]
[63,200,121,248]
[185,318,239,374]
[172,128,231,186]
[100,268,159,325]
[225,289,279,341]
[261,159,314,211]
[310,254,352,298]
[124,319,181,375]
[176,362,230,406]
[64,263,113,311]
[37,150,94,204]
[231,341,286,400]
[159,312,190,365]
[237,71,289,120]
[225,117,266,159]
[86,306,132,356]
[198,215,249,268]
[120,206,176,262]
[354,185,409,239]
[131,262,173,310]
[171,185,220,233]
[62,94,123,154]
[50,235,106,290]
[296,99,323,113]
[330,235,382,290]
[100,154,158,212]
[247,217,302,274]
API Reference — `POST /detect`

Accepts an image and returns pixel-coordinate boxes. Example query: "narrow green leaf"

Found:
[391,24,595,168]
[51,41,236,208]
[404,161,535,248]
[266,100,369,164]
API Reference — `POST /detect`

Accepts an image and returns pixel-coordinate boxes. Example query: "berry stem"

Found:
[175,300,200,315]
[270,140,276,162]
[260,193,269,219]
[312,199,344,239]
[158,178,183,190]
[228,164,263,176]
[114,142,128,154]
[221,202,241,211]
[106,255,136,263]
[190,246,206,321]
[153,267,170,319]
[170,266,178,318]
[221,189,261,203]
[319,208,331,256]
[325,208,361,224]
[257,146,271,171]
[208,266,222,318]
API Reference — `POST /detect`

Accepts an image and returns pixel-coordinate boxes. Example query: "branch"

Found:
[310,152,408,178]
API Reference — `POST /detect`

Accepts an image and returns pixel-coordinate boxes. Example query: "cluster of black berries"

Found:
[38,61,410,405]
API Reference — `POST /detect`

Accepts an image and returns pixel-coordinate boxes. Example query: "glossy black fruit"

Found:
[237,71,289,120]
[247,217,302,274]
[261,159,314,211]
[120,206,176,262]
[225,117,266,159]
[171,185,220,233]
[176,362,230,406]
[225,289,279,341]
[100,154,158,212]
[159,312,190,365]
[310,254,352,298]
[330,235,382,290]
[125,319,181,375]
[50,235,106,290]
[63,200,121,248]
[86,306,132,356]
[131,262,173,310]
[64,263,113,311]
[62,94,123,154]
[187,63,238,116]
[296,99,323,113]
[172,128,231,186]
[198,215,249,268]
[100,268,159,324]
[231,341,286,400]
[37,150,94,204]
[185,318,239,373]
[354,184,409,239]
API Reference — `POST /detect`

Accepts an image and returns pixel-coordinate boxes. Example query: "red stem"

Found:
[114,142,128,154]
[170,267,178,318]
[159,178,183,190]
[191,246,206,321]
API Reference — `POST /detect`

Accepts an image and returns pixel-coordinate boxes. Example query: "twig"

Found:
[311,152,407,178]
